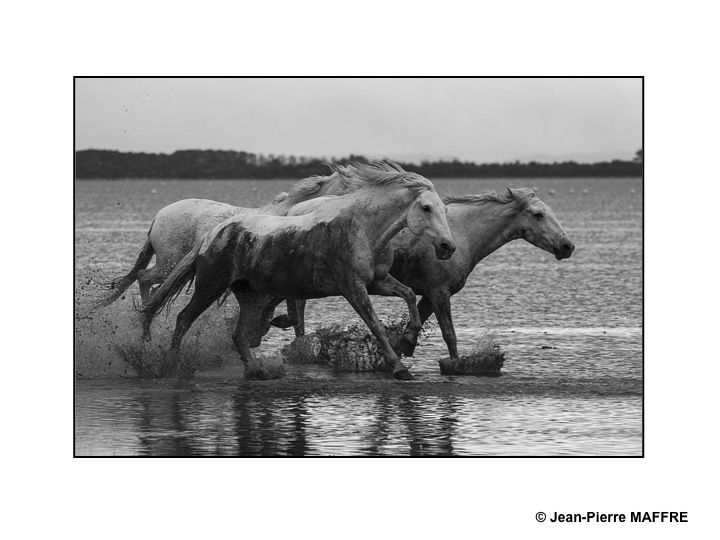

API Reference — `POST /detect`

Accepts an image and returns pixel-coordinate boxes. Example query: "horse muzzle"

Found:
[553,241,575,260]
[435,240,456,260]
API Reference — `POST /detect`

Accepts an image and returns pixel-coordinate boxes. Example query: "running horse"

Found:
[287,187,575,371]
[140,162,456,380]
[97,167,375,339]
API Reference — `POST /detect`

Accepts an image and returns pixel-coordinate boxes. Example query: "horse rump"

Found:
[138,240,202,320]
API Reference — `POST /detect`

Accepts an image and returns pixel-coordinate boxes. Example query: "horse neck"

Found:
[352,188,416,255]
[451,199,522,267]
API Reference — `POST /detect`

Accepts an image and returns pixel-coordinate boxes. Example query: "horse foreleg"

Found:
[369,275,420,357]
[289,299,306,337]
[343,280,412,380]
[427,292,460,364]
[417,296,436,325]
[397,295,436,357]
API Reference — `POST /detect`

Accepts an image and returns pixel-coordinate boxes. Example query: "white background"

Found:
[3,1,718,538]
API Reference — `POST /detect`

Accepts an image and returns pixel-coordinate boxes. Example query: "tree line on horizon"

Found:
[75,149,643,179]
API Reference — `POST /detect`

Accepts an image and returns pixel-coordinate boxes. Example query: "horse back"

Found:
[150,199,251,262]
[209,214,373,298]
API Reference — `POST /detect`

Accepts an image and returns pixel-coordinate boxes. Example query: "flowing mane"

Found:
[284,160,433,205]
[443,187,536,205]
[283,171,345,204]
[330,161,434,193]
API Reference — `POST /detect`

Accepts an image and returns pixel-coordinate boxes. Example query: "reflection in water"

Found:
[370,394,459,456]
[232,394,309,456]
[75,376,642,456]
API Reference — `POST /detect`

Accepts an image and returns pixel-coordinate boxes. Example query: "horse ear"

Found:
[507,186,533,203]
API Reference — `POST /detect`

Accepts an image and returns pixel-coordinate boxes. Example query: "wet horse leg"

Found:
[140,310,154,342]
[231,289,272,379]
[397,296,436,357]
[368,275,421,356]
[138,266,169,341]
[343,279,413,380]
[426,292,460,363]
[170,266,229,351]
[290,299,306,337]
[138,266,172,342]
[268,299,305,336]
[137,265,165,305]
[236,293,284,346]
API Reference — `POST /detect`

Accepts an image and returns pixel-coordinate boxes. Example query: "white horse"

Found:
[98,168,371,337]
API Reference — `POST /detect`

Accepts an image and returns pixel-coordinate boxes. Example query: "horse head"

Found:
[406,189,456,260]
[507,187,574,260]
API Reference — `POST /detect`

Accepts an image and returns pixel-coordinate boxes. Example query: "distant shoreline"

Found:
[75,149,643,179]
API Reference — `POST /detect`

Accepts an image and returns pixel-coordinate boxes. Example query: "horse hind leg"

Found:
[231,289,273,380]
[170,272,228,351]
[427,293,460,365]
[137,266,168,341]
[231,320,267,380]
[137,265,167,305]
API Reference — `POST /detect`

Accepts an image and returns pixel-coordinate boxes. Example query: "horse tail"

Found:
[139,239,202,320]
[97,220,155,307]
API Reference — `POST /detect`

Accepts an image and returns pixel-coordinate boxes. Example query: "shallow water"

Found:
[75,176,642,456]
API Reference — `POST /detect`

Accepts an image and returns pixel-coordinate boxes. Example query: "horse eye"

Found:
[422,205,432,212]
[534,212,544,219]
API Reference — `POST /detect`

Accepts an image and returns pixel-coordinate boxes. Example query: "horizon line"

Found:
[75,147,641,165]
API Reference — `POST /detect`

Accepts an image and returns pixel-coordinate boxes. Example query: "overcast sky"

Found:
[75,78,641,163]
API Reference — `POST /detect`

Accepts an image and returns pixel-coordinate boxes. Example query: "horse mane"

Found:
[331,160,434,195]
[284,172,342,204]
[443,187,536,205]
[284,160,433,205]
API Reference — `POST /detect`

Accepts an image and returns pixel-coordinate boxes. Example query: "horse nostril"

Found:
[440,242,454,254]
[563,242,574,253]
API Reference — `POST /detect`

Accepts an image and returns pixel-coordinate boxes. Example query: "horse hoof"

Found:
[438,359,458,376]
[393,368,413,381]
[270,314,296,329]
